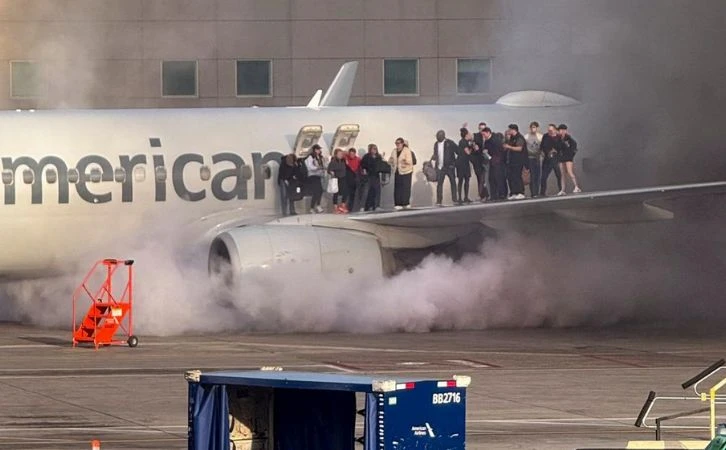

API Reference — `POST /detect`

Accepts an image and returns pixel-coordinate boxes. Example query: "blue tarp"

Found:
[273,388,356,450]
[189,382,229,450]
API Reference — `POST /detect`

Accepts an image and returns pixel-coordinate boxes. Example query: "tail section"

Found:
[318,61,359,107]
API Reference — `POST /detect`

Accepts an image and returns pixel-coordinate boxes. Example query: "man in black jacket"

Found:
[471,122,489,201]
[277,153,300,216]
[540,123,562,196]
[430,130,458,206]
[483,128,507,200]
[503,124,528,200]
[360,144,383,211]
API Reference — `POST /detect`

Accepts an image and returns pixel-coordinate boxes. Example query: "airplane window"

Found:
[89,167,102,183]
[240,166,252,180]
[1,169,13,185]
[22,169,34,184]
[133,166,146,182]
[200,165,211,181]
[46,168,57,184]
[262,164,271,179]
[68,168,79,184]
[155,166,167,182]
[114,167,126,183]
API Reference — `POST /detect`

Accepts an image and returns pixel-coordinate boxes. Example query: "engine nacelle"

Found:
[209,225,385,279]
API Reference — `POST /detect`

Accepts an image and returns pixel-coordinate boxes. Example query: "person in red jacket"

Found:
[344,148,361,211]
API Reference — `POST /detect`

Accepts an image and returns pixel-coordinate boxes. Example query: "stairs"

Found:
[72,259,137,349]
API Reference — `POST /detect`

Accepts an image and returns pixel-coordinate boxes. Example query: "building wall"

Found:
[0,0,524,110]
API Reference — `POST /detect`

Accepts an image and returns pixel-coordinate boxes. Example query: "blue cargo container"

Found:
[185,369,470,450]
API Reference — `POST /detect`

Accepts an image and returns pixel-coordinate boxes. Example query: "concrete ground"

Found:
[0,322,723,449]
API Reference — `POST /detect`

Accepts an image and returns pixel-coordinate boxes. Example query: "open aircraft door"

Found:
[293,125,323,158]
[329,124,360,154]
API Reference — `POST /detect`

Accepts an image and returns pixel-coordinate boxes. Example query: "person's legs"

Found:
[529,158,541,197]
[508,163,524,196]
[357,178,369,211]
[338,178,349,209]
[278,179,289,216]
[347,179,357,211]
[457,176,464,204]
[447,168,457,204]
[394,173,403,206]
[565,161,580,192]
[436,170,445,205]
[463,176,470,202]
[401,172,412,206]
[488,165,498,200]
[558,163,568,193]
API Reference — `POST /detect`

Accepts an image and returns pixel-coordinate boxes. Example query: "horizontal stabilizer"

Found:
[306,89,323,108]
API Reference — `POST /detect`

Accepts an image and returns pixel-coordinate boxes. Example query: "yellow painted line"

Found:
[626,440,709,449]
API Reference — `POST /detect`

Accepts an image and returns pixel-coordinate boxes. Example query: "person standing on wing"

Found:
[388,137,414,210]
[555,124,582,195]
[430,130,458,207]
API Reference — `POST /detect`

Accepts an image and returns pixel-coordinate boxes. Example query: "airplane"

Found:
[0,61,724,281]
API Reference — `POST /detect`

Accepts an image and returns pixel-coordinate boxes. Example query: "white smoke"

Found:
[0,226,681,336]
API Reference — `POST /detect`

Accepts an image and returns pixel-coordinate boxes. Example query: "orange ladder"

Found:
[72,259,138,349]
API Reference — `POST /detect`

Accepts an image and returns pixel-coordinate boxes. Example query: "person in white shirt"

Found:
[304,144,325,213]
[429,130,458,206]
[524,121,543,198]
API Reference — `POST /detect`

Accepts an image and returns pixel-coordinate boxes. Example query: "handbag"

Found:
[522,167,531,186]
[326,177,339,194]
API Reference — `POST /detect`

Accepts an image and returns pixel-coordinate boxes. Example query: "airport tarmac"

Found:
[0,322,723,450]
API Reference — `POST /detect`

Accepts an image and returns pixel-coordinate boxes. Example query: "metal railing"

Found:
[635,359,726,440]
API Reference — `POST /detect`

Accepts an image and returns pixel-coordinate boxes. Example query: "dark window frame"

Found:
[161,60,199,98]
[236,60,273,97]
[456,58,492,95]
[383,59,419,96]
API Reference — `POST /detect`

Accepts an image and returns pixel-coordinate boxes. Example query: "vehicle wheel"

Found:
[127,335,139,348]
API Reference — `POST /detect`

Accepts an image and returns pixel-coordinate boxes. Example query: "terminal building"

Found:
[0,1,719,113]
[0,0,597,110]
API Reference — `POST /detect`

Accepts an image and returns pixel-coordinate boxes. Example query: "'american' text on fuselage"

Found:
[0,151,283,205]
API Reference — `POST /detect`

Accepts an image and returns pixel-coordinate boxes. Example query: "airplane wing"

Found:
[348,182,726,229]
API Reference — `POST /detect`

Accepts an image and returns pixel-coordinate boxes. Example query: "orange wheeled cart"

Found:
[72,259,138,349]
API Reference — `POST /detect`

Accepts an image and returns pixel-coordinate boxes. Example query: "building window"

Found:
[10,61,43,98]
[162,61,197,97]
[457,59,491,94]
[383,59,418,96]
[236,60,272,97]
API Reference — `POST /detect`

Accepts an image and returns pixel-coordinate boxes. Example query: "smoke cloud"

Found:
[500,0,726,189]
[2,210,724,336]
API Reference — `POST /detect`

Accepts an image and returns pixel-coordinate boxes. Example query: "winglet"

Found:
[306,89,323,108]
[319,61,358,107]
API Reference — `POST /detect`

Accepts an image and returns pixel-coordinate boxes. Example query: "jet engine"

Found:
[208,225,386,280]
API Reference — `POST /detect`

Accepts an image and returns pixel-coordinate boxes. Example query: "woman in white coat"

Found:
[388,138,415,210]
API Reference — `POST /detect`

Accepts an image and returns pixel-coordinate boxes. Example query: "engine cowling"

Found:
[209,225,385,279]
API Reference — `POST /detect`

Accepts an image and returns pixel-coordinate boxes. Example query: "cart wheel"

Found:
[127,335,139,348]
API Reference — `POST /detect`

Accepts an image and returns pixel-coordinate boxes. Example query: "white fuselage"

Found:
[0,103,585,277]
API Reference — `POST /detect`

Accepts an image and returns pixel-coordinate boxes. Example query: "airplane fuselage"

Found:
[0,104,585,276]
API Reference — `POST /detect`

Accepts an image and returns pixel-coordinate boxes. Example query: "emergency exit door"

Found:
[293,125,323,158]
[330,124,360,154]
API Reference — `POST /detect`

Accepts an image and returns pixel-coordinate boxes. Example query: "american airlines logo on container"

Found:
[411,423,436,438]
